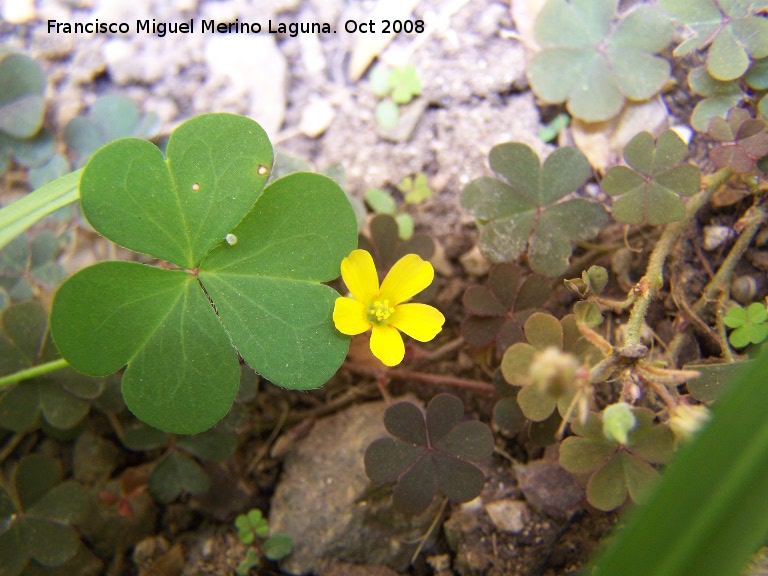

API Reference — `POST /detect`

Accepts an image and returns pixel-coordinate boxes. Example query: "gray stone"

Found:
[270,398,439,575]
[513,459,585,521]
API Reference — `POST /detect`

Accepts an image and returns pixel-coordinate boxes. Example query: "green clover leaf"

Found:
[461,142,608,276]
[0,302,102,432]
[389,65,422,105]
[64,95,160,168]
[51,114,357,434]
[724,302,768,348]
[529,0,674,122]
[0,52,46,139]
[688,67,745,133]
[0,51,50,175]
[601,130,701,225]
[559,408,674,511]
[0,453,89,575]
[398,172,432,205]
[661,0,768,81]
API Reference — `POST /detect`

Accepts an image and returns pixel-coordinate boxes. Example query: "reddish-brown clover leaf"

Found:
[559,408,674,511]
[364,394,494,515]
[461,263,551,354]
[708,107,768,173]
[356,213,437,303]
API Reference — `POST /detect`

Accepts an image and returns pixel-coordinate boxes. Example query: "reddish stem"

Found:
[342,362,496,395]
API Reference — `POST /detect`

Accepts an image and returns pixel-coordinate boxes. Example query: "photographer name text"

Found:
[47,18,425,37]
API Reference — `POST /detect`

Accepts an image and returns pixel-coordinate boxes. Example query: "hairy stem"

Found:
[342,363,495,395]
[715,295,736,363]
[624,168,732,347]
[0,358,70,389]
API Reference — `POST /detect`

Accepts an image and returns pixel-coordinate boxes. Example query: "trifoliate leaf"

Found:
[661,0,768,81]
[0,52,46,139]
[724,303,768,348]
[688,67,745,133]
[51,114,358,434]
[398,173,432,204]
[461,142,608,276]
[0,454,88,574]
[64,95,159,167]
[364,394,493,515]
[708,107,768,173]
[263,534,293,560]
[365,188,397,215]
[529,0,673,122]
[0,302,99,432]
[461,262,551,353]
[148,452,209,503]
[602,130,701,225]
[560,408,674,510]
[389,65,422,104]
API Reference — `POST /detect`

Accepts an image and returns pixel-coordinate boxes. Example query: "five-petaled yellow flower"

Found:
[333,249,445,366]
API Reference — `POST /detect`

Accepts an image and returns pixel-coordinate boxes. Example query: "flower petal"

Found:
[370,324,405,366]
[333,297,371,335]
[340,249,379,304]
[380,254,434,305]
[389,303,445,342]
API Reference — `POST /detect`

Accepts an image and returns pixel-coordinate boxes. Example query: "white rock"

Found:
[300,98,336,138]
[484,499,531,534]
[703,225,735,251]
[459,245,491,277]
[203,35,287,136]
[299,32,327,76]
[3,0,36,23]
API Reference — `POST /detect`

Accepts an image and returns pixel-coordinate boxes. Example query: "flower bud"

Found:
[669,403,710,442]
[528,347,580,397]
[602,402,636,446]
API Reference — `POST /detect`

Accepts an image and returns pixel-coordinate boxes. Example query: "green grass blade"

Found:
[587,351,768,576]
[0,169,82,250]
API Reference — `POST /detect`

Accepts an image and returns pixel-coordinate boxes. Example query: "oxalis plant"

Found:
[2,113,359,434]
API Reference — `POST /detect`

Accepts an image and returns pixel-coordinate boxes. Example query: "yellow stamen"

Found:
[368,299,394,324]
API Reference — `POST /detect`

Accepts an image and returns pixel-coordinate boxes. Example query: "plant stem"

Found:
[624,168,731,347]
[342,363,495,395]
[0,358,70,389]
[715,296,736,363]
[693,203,766,315]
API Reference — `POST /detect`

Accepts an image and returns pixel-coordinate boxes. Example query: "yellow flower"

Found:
[333,249,445,366]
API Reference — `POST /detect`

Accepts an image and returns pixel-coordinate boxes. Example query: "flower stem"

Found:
[624,168,731,347]
[0,358,70,389]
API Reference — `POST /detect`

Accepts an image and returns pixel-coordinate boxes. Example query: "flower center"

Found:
[368,299,394,324]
